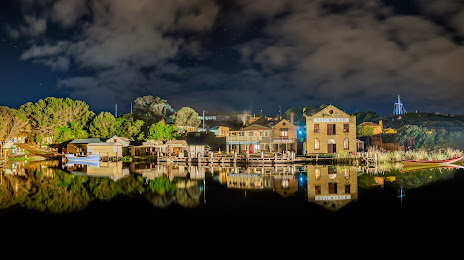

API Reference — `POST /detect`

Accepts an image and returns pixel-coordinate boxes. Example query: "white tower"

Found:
[393,95,407,115]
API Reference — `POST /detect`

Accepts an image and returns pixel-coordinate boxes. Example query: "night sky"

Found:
[1,0,463,116]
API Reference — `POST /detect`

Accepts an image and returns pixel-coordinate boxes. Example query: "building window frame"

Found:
[327,124,336,135]
[314,138,320,150]
[344,138,349,150]
[343,123,349,133]
[314,124,320,133]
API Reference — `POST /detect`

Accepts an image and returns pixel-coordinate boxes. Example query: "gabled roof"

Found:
[304,104,350,117]
[69,138,104,144]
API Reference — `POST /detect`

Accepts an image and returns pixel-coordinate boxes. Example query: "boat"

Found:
[65,153,100,162]
[401,156,464,167]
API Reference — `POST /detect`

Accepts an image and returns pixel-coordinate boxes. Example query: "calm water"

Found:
[1,160,464,256]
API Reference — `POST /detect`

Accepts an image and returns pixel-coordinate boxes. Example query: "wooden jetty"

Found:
[157,151,338,165]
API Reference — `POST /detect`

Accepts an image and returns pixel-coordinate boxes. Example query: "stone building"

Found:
[304,105,356,154]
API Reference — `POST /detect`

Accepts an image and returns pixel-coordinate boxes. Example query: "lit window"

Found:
[314,138,320,150]
[344,138,349,150]
[314,124,319,133]
[343,124,349,133]
[280,128,288,138]
[315,168,321,180]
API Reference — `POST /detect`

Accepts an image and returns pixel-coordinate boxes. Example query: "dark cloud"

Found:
[5,0,464,115]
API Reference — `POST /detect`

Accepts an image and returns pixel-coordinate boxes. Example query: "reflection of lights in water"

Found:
[398,188,405,205]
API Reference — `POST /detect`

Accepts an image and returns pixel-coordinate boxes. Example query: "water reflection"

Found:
[64,161,130,181]
[0,160,461,214]
[306,165,358,211]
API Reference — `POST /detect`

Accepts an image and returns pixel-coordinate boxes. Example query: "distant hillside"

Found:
[381,113,464,131]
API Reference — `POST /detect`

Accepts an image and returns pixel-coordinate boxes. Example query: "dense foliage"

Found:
[0,96,204,145]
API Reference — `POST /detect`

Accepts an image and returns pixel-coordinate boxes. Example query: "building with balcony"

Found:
[304,105,356,154]
[225,119,297,154]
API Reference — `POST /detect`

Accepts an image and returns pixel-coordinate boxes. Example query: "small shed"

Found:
[107,136,131,147]
[107,135,131,155]
[68,138,122,157]
[2,142,24,157]
[130,139,164,156]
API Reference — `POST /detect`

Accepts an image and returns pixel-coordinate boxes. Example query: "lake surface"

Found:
[1,160,463,257]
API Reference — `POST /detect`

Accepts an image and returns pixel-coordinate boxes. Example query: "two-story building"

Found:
[305,105,356,154]
[225,119,297,154]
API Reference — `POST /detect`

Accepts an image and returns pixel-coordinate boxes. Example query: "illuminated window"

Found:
[314,124,319,133]
[315,168,321,180]
[343,123,349,133]
[344,138,349,150]
[280,128,288,138]
[314,138,320,150]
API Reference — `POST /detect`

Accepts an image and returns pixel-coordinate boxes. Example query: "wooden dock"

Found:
[157,152,338,165]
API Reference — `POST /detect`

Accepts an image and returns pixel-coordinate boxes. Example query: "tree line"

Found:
[0,96,202,145]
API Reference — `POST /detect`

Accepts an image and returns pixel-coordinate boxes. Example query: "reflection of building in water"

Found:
[65,161,129,181]
[217,165,299,197]
[307,165,358,211]
[130,163,205,181]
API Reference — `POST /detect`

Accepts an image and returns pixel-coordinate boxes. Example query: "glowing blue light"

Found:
[299,131,302,134]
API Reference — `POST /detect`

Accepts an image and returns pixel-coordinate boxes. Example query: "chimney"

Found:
[290,113,294,124]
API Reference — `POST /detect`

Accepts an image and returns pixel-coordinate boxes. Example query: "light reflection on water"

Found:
[0,160,462,214]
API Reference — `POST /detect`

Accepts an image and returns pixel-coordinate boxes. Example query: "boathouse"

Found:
[67,138,122,157]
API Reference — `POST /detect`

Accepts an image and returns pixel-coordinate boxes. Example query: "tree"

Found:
[147,121,177,140]
[89,112,116,138]
[284,107,305,126]
[55,121,89,143]
[133,96,175,121]
[114,115,144,140]
[19,97,94,143]
[172,107,201,127]
[357,125,375,137]
[351,111,380,124]
[396,125,428,150]
[0,106,29,142]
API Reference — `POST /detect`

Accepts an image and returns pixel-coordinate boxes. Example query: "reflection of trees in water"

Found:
[392,168,456,189]
[1,162,202,212]
[145,178,202,208]
[175,183,201,208]
[358,167,457,190]
[1,165,147,213]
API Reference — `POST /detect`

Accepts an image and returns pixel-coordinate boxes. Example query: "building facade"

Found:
[305,105,356,154]
[225,119,297,154]
[67,138,122,157]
